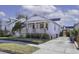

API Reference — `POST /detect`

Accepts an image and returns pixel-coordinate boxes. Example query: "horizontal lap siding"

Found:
[48,22,61,38]
[28,28,48,34]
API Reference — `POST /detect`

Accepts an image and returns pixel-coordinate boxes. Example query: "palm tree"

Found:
[11,14,28,37]
[16,14,28,37]
[12,21,23,37]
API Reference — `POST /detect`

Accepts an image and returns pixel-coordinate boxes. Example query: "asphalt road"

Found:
[0,40,28,45]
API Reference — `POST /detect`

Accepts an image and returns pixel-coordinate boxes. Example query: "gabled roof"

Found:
[27,16,47,22]
[27,15,48,21]
[27,15,62,28]
[27,15,61,22]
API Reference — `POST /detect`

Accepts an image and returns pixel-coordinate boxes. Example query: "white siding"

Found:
[47,21,62,38]
[21,20,62,38]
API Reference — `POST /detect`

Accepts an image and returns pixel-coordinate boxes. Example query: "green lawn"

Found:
[0,43,39,54]
[0,37,16,39]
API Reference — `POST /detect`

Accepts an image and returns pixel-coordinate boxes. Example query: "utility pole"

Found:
[25,16,28,37]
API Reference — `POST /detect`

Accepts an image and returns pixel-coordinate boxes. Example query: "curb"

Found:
[74,41,79,50]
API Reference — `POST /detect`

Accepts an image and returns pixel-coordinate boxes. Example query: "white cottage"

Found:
[21,15,62,38]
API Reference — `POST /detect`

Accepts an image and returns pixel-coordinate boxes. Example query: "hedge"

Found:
[26,33,50,39]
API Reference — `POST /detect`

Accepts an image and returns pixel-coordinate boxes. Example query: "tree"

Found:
[16,14,28,37]
[11,14,28,37]
[12,21,23,37]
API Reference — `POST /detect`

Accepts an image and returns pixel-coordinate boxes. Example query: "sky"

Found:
[0,5,79,27]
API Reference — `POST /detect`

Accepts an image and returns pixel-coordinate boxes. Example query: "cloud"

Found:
[65,9,79,24]
[21,5,57,14]
[21,5,79,26]
[66,9,79,15]
[0,11,6,16]
[46,10,65,19]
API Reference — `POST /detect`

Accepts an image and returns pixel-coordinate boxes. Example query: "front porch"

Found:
[27,21,48,34]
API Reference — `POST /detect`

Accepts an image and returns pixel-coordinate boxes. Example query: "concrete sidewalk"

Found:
[28,37,79,54]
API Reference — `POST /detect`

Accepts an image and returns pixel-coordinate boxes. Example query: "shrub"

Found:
[59,31,63,36]
[26,33,50,39]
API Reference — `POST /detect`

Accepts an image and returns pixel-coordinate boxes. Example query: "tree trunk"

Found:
[19,29,22,37]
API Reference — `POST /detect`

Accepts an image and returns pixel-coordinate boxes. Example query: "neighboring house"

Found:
[20,15,62,38]
[74,23,79,30]
[62,26,74,36]
[64,26,74,31]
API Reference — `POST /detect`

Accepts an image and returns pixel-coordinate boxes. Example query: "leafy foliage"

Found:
[70,29,78,36]
[12,21,22,32]
[26,33,50,39]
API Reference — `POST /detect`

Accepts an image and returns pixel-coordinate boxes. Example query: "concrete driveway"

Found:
[28,37,79,54]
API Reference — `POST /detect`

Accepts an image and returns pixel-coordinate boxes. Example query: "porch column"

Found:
[44,22,46,33]
[44,22,46,28]
[35,23,36,29]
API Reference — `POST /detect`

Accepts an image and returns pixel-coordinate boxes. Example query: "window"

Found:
[36,23,39,29]
[40,22,44,28]
[32,23,35,29]
[46,23,48,30]
[28,23,32,28]
[28,23,35,29]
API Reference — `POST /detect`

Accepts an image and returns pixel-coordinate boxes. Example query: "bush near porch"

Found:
[26,33,50,39]
[0,43,39,54]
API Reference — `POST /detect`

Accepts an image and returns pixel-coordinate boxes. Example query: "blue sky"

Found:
[55,5,79,26]
[0,5,21,17]
[55,5,79,11]
[0,5,79,26]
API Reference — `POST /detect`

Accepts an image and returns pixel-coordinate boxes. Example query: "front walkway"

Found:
[28,37,79,54]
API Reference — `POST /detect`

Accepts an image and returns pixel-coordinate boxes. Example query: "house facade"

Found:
[7,15,62,39]
[20,15,62,38]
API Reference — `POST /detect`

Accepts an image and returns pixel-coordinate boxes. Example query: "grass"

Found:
[0,43,39,54]
[0,37,16,39]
